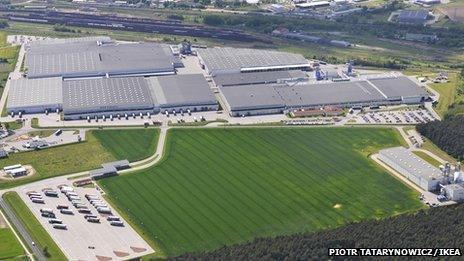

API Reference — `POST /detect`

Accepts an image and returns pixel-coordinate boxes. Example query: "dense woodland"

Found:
[417,116,464,161]
[171,204,464,260]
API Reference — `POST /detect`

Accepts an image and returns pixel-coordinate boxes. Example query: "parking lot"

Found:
[17,179,154,260]
[353,109,436,125]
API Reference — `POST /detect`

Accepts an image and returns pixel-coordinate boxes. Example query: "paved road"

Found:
[0,196,46,261]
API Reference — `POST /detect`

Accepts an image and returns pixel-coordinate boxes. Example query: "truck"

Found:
[74,203,87,209]
[65,191,78,197]
[68,196,80,201]
[87,196,100,201]
[41,212,56,218]
[110,220,124,227]
[87,218,100,223]
[29,196,43,201]
[106,216,120,221]
[97,207,111,214]
[60,186,74,194]
[27,192,42,197]
[53,224,67,230]
[60,209,74,215]
[54,129,62,136]
[48,219,63,224]
[78,208,92,214]
[44,190,58,197]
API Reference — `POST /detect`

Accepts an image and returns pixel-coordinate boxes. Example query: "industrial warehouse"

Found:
[7,37,218,119]
[216,76,428,116]
[7,36,430,119]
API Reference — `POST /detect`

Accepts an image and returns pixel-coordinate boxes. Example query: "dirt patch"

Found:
[440,7,464,22]
[0,213,7,228]
[131,246,147,253]
[0,165,36,180]
[113,251,129,257]
[9,134,30,142]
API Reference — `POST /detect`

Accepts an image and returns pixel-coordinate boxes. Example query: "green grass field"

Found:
[99,128,423,257]
[413,151,442,167]
[92,128,159,162]
[0,227,25,260]
[0,128,159,189]
[3,192,66,260]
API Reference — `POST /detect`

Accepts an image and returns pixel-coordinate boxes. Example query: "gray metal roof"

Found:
[197,47,309,75]
[221,76,427,112]
[369,76,428,99]
[379,146,443,181]
[98,43,174,76]
[7,77,63,109]
[276,80,386,107]
[89,165,117,179]
[26,41,175,78]
[220,84,285,111]
[398,10,428,21]
[212,71,307,87]
[62,77,154,115]
[147,74,217,108]
[102,160,130,169]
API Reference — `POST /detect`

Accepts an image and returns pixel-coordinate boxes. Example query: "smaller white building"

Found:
[4,164,27,177]
[378,147,445,191]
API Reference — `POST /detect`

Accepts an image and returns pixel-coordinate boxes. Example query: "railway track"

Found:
[0,9,271,43]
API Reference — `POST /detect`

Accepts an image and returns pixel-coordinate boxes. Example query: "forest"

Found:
[171,204,464,260]
[416,116,464,161]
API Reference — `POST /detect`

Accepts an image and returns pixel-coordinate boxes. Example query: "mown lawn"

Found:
[100,128,423,257]
[0,227,25,260]
[0,128,159,189]
[3,192,66,260]
[429,73,459,117]
[92,128,159,162]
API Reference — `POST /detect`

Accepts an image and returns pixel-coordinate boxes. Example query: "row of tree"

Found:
[171,204,464,260]
[416,116,464,161]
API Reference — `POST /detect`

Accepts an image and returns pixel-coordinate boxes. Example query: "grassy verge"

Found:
[0,227,26,260]
[421,137,459,164]
[3,192,66,260]
[413,151,442,167]
[168,119,228,127]
[92,128,159,162]
[0,128,160,189]
[27,129,56,138]
[429,73,459,117]
[1,120,23,130]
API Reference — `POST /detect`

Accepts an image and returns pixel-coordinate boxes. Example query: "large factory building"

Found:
[378,147,445,191]
[218,76,428,117]
[196,47,311,75]
[7,37,430,120]
[7,37,217,119]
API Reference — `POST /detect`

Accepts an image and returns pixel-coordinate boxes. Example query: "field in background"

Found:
[100,128,423,257]
[0,31,19,99]
[3,191,66,260]
[93,128,159,162]
[0,227,26,260]
[0,128,159,189]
